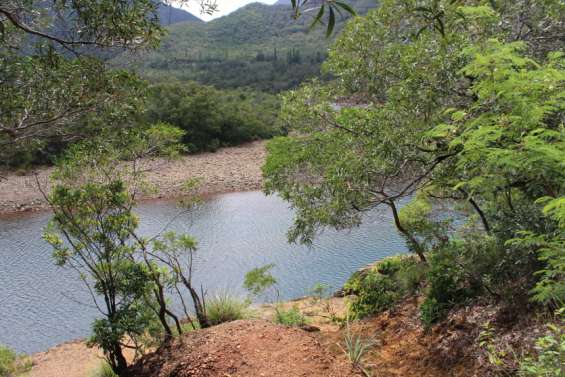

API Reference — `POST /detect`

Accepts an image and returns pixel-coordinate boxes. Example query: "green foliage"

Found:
[519,310,564,377]
[274,305,309,327]
[0,345,31,377]
[420,239,490,326]
[89,362,119,377]
[0,55,148,167]
[291,0,358,37]
[345,256,427,319]
[0,0,215,166]
[244,264,277,297]
[145,81,284,152]
[264,0,565,318]
[206,293,251,326]
[420,298,445,330]
[347,272,400,319]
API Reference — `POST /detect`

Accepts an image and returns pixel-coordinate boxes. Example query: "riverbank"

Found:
[0,141,266,216]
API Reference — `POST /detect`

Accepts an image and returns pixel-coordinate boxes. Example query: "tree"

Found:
[42,125,211,375]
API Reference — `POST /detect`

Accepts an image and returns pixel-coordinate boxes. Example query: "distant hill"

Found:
[157,2,203,26]
[113,0,378,92]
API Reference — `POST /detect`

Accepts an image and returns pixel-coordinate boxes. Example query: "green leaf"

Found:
[326,6,336,38]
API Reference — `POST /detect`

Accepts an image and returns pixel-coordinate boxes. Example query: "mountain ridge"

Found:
[114,0,378,91]
[157,2,203,25]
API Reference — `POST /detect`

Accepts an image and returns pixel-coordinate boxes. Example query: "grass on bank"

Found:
[274,305,309,327]
[0,345,32,377]
[206,292,253,326]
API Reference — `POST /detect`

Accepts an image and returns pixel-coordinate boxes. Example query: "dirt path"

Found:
[0,141,266,215]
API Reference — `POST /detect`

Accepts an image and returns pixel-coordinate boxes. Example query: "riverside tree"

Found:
[264,0,564,308]
[42,126,211,375]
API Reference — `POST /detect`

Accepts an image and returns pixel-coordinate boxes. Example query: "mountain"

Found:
[157,2,203,26]
[113,0,378,92]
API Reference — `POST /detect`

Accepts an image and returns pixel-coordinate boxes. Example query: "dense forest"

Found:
[0,0,564,376]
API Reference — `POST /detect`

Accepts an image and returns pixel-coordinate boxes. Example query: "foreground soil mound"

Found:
[128,320,360,377]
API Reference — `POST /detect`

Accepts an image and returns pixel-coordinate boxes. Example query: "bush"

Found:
[419,237,512,326]
[274,306,308,327]
[0,345,31,377]
[206,293,251,326]
[347,272,400,319]
[345,255,427,319]
[519,310,564,377]
[420,297,448,330]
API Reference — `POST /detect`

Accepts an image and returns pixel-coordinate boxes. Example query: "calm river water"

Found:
[0,191,407,354]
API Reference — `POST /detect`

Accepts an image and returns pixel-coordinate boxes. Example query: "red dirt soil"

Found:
[127,320,361,377]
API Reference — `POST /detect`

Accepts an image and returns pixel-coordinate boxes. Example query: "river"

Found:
[0,191,407,354]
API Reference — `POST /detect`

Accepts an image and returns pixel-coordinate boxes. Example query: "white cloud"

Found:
[179,0,279,21]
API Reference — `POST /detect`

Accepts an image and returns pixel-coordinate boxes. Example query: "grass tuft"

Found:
[206,292,251,326]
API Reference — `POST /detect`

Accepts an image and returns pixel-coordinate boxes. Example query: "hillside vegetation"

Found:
[113,0,377,91]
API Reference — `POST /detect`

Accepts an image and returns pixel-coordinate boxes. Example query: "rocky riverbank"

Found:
[0,141,266,216]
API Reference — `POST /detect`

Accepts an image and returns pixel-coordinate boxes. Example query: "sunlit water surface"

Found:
[0,191,407,354]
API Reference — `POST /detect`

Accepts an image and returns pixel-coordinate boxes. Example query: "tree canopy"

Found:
[0,0,214,164]
[264,0,564,305]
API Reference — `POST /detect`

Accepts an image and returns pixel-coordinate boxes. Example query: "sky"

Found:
[180,0,279,21]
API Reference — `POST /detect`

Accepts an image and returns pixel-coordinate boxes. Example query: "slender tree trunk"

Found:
[109,341,128,376]
[387,200,427,264]
[165,308,183,335]
[154,286,173,338]
[187,285,210,328]
[459,188,491,234]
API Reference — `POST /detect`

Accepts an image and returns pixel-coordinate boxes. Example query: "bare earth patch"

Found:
[128,320,361,377]
[0,141,266,215]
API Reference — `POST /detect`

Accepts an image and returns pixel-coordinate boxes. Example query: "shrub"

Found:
[519,310,564,377]
[310,283,331,301]
[340,320,376,366]
[348,272,400,319]
[420,237,516,326]
[206,293,251,326]
[420,297,447,330]
[0,345,32,377]
[395,258,428,295]
[274,306,308,327]
[345,255,426,319]
[145,82,283,153]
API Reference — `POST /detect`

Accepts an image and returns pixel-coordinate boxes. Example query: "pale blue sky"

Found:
[181,1,279,21]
